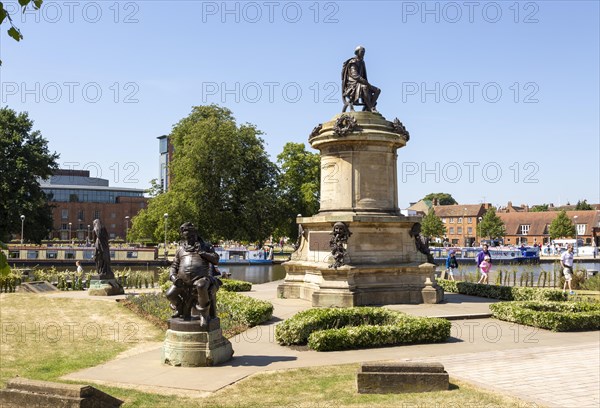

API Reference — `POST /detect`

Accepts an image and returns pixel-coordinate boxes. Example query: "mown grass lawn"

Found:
[1,292,541,407]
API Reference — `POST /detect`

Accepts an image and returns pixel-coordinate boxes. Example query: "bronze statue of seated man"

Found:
[342,45,381,113]
[165,222,221,328]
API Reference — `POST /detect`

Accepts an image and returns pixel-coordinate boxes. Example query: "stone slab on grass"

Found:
[357,361,449,394]
[0,377,123,407]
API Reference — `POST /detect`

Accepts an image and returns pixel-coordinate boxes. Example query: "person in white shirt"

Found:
[560,244,575,294]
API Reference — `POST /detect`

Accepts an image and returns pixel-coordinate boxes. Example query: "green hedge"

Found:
[275,307,450,352]
[221,278,252,292]
[123,291,273,331]
[437,279,566,302]
[490,301,600,332]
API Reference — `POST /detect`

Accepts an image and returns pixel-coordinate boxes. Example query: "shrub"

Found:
[580,274,600,292]
[221,278,252,292]
[276,307,451,352]
[437,279,566,302]
[122,290,273,333]
[490,301,600,332]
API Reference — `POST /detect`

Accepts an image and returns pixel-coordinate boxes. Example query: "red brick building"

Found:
[41,169,148,241]
[432,203,491,246]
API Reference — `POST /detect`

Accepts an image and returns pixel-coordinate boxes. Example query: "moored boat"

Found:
[430,246,540,264]
[214,247,273,264]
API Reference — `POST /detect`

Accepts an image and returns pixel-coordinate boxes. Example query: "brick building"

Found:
[432,203,490,246]
[41,169,148,241]
[498,210,600,246]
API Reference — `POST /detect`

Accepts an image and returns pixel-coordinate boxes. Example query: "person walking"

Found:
[445,251,458,281]
[561,244,575,295]
[76,260,83,274]
[477,255,491,284]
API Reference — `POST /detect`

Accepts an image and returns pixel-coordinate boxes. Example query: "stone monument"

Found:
[88,219,124,296]
[277,46,443,307]
[162,222,233,367]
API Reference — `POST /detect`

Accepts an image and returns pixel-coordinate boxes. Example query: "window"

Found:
[27,250,39,259]
[450,218,455,223]
[46,251,58,259]
[65,251,75,259]
[458,217,463,224]
[442,218,446,223]
[576,224,586,235]
[449,227,454,234]
[61,209,69,219]
[467,217,472,223]
[111,212,116,219]
[457,227,463,234]
[520,225,530,235]
[78,210,84,220]
[9,251,20,259]
[94,210,100,219]
[127,251,138,259]
[467,227,473,234]
[61,223,68,230]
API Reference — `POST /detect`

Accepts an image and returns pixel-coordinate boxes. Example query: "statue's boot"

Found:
[169,302,184,318]
[195,303,210,329]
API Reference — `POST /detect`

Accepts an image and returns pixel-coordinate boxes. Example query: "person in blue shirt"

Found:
[445,251,458,281]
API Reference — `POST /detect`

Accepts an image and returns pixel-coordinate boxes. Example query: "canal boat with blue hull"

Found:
[430,246,540,264]
[214,247,273,265]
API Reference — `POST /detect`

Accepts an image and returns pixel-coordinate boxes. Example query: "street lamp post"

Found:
[163,213,169,260]
[68,222,72,242]
[573,215,579,257]
[87,224,91,245]
[125,216,130,245]
[20,215,25,244]
[476,216,483,247]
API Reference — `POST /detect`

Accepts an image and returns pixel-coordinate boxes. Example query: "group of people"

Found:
[443,244,493,283]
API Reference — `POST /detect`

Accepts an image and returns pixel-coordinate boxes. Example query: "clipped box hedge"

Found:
[218,291,273,327]
[437,279,566,302]
[275,307,450,352]
[490,301,600,332]
[221,278,252,292]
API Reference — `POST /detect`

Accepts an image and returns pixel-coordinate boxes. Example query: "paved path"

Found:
[60,282,600,407]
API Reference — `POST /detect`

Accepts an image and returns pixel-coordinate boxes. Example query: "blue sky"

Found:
[1,1,599,209]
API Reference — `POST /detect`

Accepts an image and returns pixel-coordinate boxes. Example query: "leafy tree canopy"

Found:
[275,142,320,240]
[129,105,279,245]
[0,107,59,243]
[421,208,446,239]
[478,207,506,241]
[423,193,457,206]
[549,210,576,239]
[530,204,549,212]
[575,199,593,211]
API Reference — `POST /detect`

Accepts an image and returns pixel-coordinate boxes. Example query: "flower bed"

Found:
[490,301,600,332]
[275,307,450,352]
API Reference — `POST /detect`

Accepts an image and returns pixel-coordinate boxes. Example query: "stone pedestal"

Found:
[88,276,124,296]
[278,112,443,306]
[162,317,233,367]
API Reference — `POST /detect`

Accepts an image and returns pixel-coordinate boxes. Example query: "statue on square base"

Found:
[165,222,221,329]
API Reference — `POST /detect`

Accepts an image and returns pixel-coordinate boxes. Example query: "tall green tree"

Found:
[0,107,59,243]
[549,210,576,239]
[129,105,279,244]
[275,142,320,240]
[478,207,505,241]
[575,199,593,210]
[420,208,446,239]
[423,193,457,205]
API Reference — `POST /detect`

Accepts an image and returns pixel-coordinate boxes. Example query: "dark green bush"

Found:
[580,275,600,292]
[490,301,600,332]
[276,307,451,351]
[437,279,566,302]
[221,278,252,292]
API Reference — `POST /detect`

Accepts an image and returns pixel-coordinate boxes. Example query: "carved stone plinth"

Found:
[162,317,233,367]
[278,112,443,306]
[88,277,124,296]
